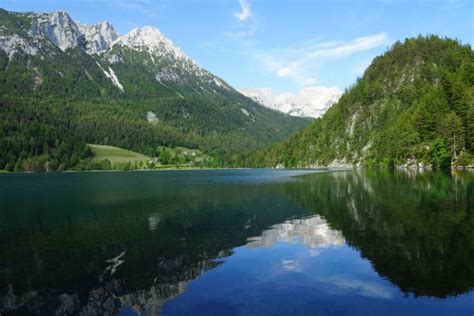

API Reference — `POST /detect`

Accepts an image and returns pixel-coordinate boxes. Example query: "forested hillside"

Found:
[253,36,473,169]
[0,9,308,172]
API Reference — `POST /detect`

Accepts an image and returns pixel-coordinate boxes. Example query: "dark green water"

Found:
[0,169,473,315]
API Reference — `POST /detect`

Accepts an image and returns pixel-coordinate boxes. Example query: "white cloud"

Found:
[281,259,300,272]
[277,67,291,77]
[234,0,251,22]
[316,275,394,299]
[254,33,389,85]
[227,0,258,42]
[305,33,388,60]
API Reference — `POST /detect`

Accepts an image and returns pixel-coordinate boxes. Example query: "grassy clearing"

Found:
[88,144,150,164]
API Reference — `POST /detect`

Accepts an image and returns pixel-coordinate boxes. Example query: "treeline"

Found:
[0,99,92,171]
[251,36,474,169]
[0,98,204,171]
[0,95,297,171]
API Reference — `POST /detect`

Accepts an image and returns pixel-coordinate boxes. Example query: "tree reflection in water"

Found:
[0,169,472,315]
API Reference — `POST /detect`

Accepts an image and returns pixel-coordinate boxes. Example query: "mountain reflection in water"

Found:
[246,215,345,250]
[0,169,473,315]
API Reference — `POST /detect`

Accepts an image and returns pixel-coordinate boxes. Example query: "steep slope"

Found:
[102,26,233,97]
[255,36,473,169]
[0,9,309,171]
[240,87,342,118]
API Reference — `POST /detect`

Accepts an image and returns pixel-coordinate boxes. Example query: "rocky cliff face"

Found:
[0,10,118,56]
[29,11,84,51]
[78,21,118,54]
[28,11,118,54]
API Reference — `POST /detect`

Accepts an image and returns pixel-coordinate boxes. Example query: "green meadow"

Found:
[88,144,150,164]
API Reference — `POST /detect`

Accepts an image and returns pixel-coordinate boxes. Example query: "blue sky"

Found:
[1,0,473,94]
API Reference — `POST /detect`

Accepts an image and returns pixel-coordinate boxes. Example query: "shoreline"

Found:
[0,167,335,175]
[1,165,472,175]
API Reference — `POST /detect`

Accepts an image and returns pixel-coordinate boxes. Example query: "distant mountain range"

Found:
[239,87,342,118]
[0,9,309,171]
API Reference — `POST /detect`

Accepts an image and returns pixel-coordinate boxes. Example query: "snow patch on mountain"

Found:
[96,61,124,91]
[239,87,342,118]
[107,66,123,91]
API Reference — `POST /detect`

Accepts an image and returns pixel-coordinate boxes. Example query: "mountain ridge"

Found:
[0,8,309,172]
[239,87,342,118]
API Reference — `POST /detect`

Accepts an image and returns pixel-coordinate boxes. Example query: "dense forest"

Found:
[0,94,308,171]
[0,9,308,172]
[251,36,474,169]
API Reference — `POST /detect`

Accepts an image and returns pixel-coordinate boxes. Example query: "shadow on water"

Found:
[0,169,472,315]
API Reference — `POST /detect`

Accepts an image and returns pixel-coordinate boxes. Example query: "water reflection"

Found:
[0,170,314,315]
[0,169,473,315]
[148,213,161,231]
[285,170,474,298]
[247,215,344,250]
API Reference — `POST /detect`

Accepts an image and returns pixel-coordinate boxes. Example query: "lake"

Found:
[0,169,473,315]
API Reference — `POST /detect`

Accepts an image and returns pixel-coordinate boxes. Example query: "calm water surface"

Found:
[0,169,473,315]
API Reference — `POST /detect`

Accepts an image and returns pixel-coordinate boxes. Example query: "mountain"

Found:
[98,26,238,97]
[239,87,342,118]
[77,21,119,55]
[253,36,474,169]
[0,9,309,171]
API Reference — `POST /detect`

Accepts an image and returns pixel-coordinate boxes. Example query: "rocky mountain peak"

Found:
[30,10,84,51]
[113,26,188,61]
[78,21,119,54]
[0,10,119,54]
[0,9,232,92]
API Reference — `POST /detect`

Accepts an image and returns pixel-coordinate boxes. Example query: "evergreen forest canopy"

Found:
[252,35,474,169]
